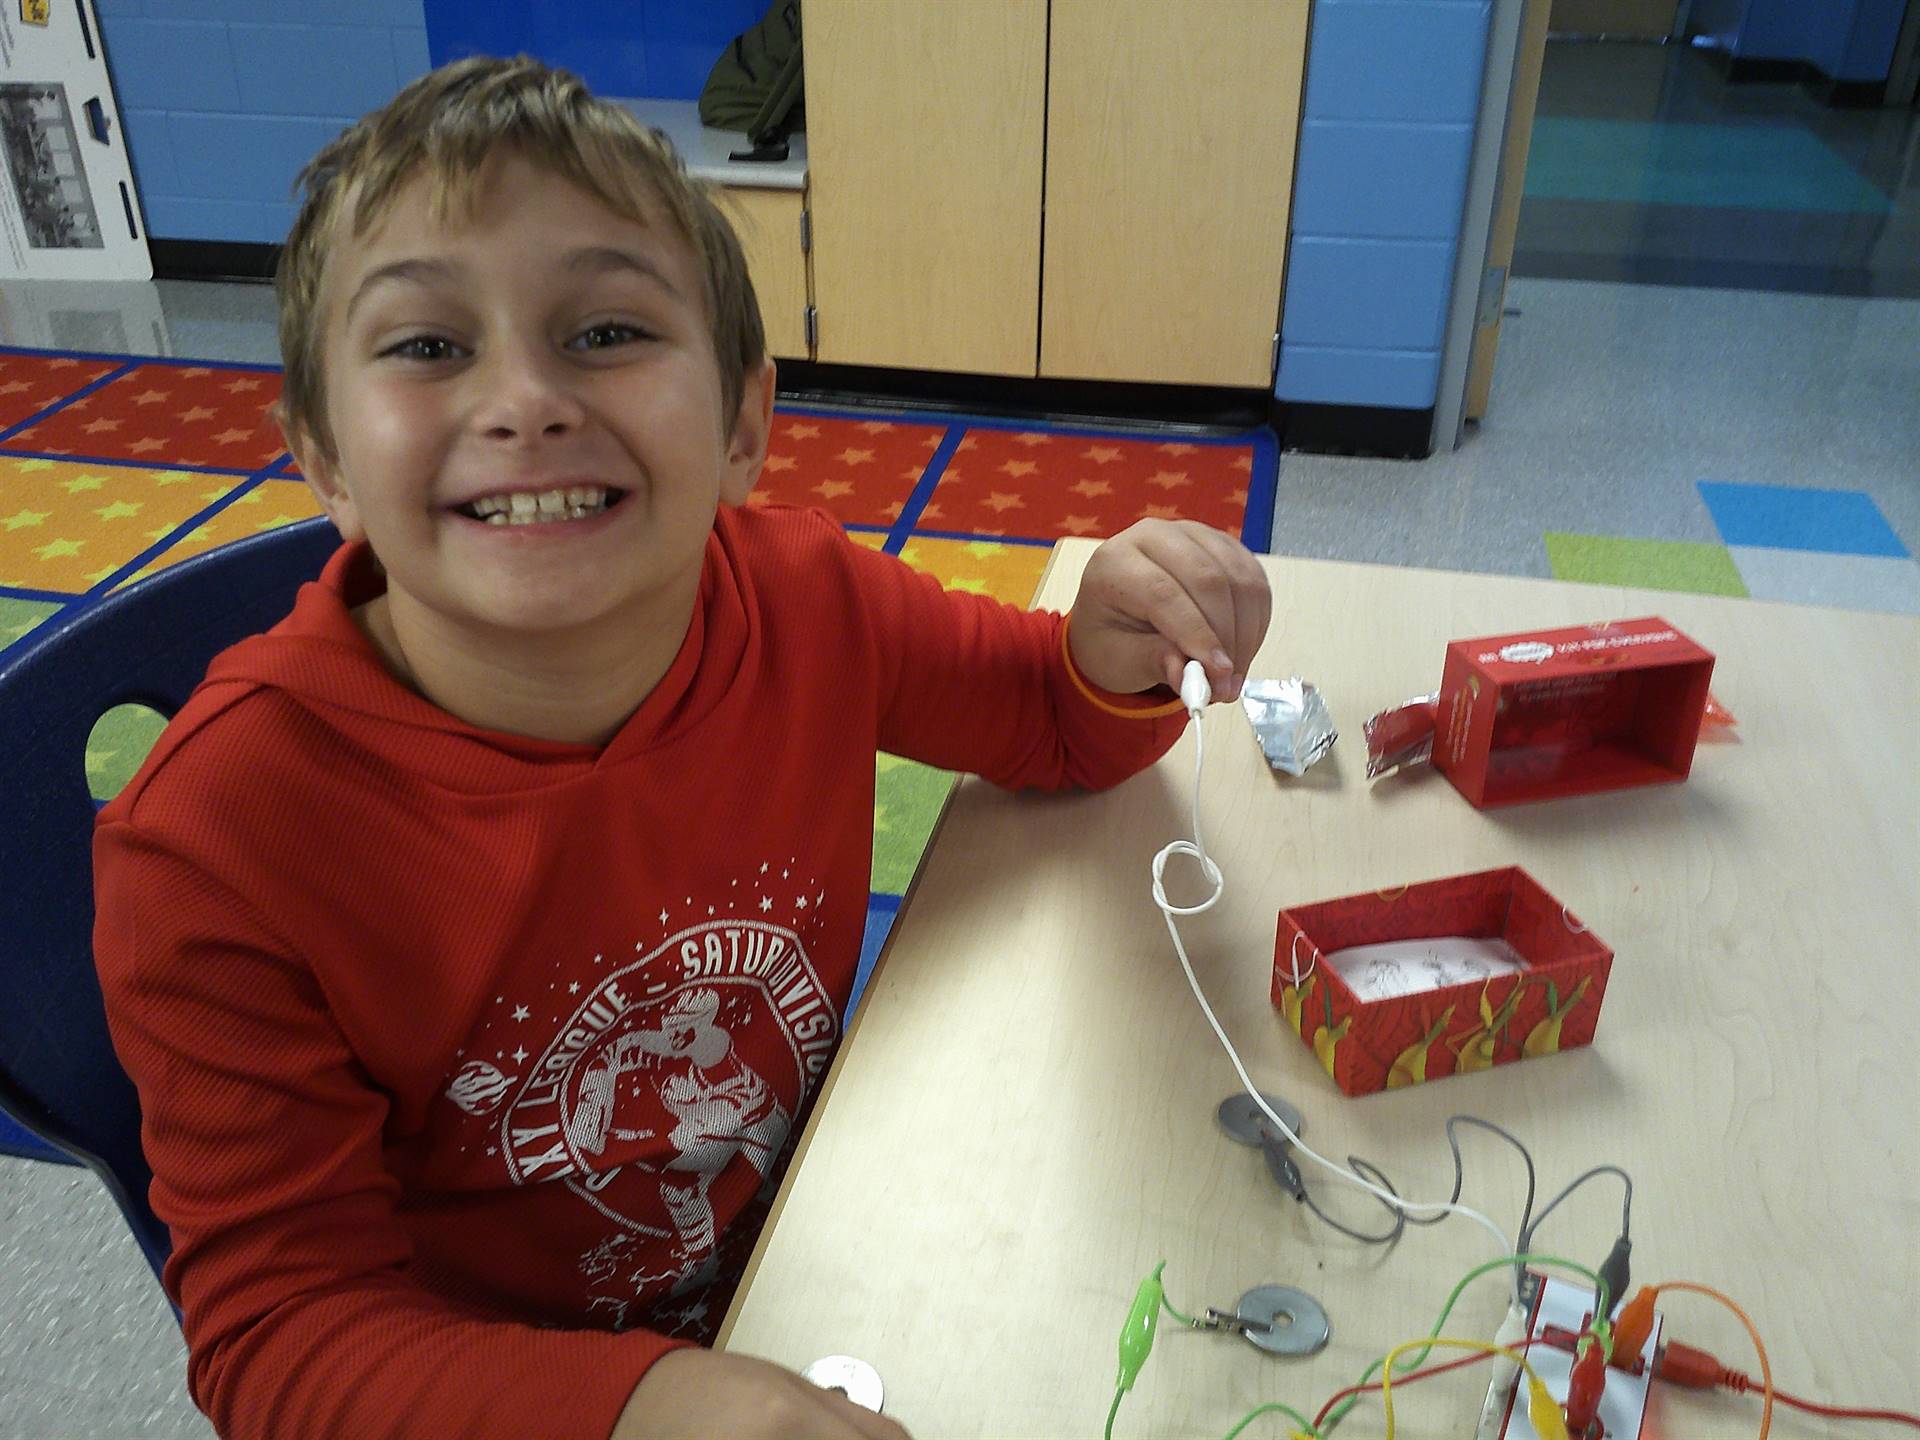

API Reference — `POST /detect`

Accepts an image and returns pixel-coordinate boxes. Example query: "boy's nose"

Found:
[474,345,588,441]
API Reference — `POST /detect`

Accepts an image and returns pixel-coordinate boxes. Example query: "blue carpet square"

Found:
[1698,482,1908,558]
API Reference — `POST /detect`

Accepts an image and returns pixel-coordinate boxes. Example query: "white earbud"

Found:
[1180,659,1212,714]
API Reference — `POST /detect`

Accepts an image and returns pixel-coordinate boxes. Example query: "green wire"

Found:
[1161,1292,1199,1328]
[1219,1401,1323,1439]
[1317,1251,1603,1436]
[1105,1387,1123,1440]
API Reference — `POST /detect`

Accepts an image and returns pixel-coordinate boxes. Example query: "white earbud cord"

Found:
[1154,667,1519,1297]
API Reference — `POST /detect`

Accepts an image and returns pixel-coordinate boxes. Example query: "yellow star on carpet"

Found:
[1146,470,1191,490]
[213,427,254,445]
[785,423,820,440]
[181,406,216,423]
[998,459,1037,478]
[1139,504,1182,520]
[180,367,212,378]
[59,473,105,494]
[153,470,194,485]
[225,377,264,392]
[946,576,989,595]
[33,536,85,560]
[963,541,1006,558]
[257,514,309,529]
[1012,433,1049,447]
[835,447,875,465]
[1070,478,1112,498]
[762,454,796,472]
[94,500,143,521]
[127,437,166,454]
[82,417,122,434]
[1231,454,1253,472]
[130,389,168,405]
[984,492,1025,513]
[857,421,895,434]
[10,458,55,472]
[83,564,119,584]
[0,380,32,395]
[813,479,854,500]
[1158,442,1198,456]
[1060,514,1101,534]
[3,509,50,530]
[1082,446,1121,464]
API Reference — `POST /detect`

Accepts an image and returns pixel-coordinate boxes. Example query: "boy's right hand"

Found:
[612,1349,912,1439]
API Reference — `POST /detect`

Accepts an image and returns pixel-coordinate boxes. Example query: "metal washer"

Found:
[803,1355,884,1412]
[1236,1285,1331,1357]
[1216,1092,1304,1147]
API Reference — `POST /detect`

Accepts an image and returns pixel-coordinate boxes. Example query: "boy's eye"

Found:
[383,335,462,362]
[571,322,648,352]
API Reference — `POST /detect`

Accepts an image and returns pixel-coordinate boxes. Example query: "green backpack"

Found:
[699,0,804,150]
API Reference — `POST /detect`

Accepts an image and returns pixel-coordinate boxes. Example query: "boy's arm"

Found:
[849,518,1269,790]
[93,822,676,1440]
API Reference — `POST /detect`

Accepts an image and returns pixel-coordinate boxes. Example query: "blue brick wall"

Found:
[422,0,762,101]
[95,0,433,244]
[1276,0,1494,412]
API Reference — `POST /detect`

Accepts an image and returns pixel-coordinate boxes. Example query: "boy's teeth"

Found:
[468,486,611,525]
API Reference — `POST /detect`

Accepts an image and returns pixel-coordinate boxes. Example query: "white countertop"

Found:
[615,97,806,191]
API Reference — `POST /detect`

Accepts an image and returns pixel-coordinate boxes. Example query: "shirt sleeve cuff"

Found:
[1059,611,1190,720]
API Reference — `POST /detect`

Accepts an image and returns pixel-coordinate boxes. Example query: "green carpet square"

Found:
[87,702,169,802]
[872,753,955,896]
[1545,533,1749,597]
[0,594,61,654]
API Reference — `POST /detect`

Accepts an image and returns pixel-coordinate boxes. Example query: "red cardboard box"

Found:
[1274,868,1613,1097]
[1434,617,1714,807]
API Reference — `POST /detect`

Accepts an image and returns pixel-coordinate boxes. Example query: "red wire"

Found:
[1734,1378,1920,1429]
[1311,1337,1545,1428]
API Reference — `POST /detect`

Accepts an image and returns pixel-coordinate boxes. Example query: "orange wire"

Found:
[1653,1281,1775,1439]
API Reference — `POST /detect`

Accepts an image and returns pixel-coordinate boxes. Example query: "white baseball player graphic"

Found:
[567,986,790,1277]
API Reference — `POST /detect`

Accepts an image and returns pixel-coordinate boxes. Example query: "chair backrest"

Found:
[0,517,340,1284]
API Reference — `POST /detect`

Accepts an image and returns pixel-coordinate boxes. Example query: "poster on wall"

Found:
[0,0,151,280]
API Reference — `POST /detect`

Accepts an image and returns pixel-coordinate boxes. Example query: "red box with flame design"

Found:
[1274,868,1613,1096]
[1434,617,1714,807]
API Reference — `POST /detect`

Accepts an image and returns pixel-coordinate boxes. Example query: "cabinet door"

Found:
[1041,0,1309,387]
[725,187,810,362]
[805,0,1046,376]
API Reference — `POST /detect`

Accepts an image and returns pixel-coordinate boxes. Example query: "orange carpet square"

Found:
[115,478,328,587]
[746,413,944,527]
[0,353,120,431]
[0,455,248,593]
[7,363,286,472]
[924,430,1251,540]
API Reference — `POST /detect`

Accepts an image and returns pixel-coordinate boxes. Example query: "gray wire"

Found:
[1292,1115,1537,1255]
[1520,1164,1633,1252]
[1300,1155,1407,1246]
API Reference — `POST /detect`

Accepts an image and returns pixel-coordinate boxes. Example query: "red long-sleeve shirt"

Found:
[93,504,1184,1440]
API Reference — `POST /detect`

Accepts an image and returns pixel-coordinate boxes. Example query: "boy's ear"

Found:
[275,402,365,544]
[718,357,778,508]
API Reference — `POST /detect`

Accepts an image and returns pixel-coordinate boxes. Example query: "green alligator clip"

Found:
[1116,1262,1166,1392]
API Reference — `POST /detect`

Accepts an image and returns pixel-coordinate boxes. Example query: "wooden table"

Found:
[722,543,1920,1438]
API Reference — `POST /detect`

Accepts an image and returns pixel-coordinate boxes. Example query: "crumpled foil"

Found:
[1240,677,1337,776]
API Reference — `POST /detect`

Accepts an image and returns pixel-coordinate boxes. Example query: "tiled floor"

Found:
[3,36,1918,1438]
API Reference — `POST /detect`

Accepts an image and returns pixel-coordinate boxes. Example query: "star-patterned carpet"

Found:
[0,344,1277,1163]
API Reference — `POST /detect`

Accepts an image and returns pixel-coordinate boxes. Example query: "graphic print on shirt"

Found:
[441,863,838,1329]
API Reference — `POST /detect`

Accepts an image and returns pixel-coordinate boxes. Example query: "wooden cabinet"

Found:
[801,0,1307,387]
[724,187,811,361]
[804,0,1047,376]
[1041,0,1308,387]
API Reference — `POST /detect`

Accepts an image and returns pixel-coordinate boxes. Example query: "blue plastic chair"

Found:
[0,516,340,1285]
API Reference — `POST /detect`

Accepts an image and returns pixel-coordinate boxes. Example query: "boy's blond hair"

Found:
[275,55,766,455]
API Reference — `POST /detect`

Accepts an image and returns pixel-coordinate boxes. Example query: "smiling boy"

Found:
[92,57,1271,1440]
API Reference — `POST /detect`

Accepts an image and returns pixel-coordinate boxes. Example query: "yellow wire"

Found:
[1647,1281,1775,1439]
[1379,1337,1547,1440]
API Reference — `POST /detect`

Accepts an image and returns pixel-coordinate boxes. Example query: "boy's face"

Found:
[289,153,773,644]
